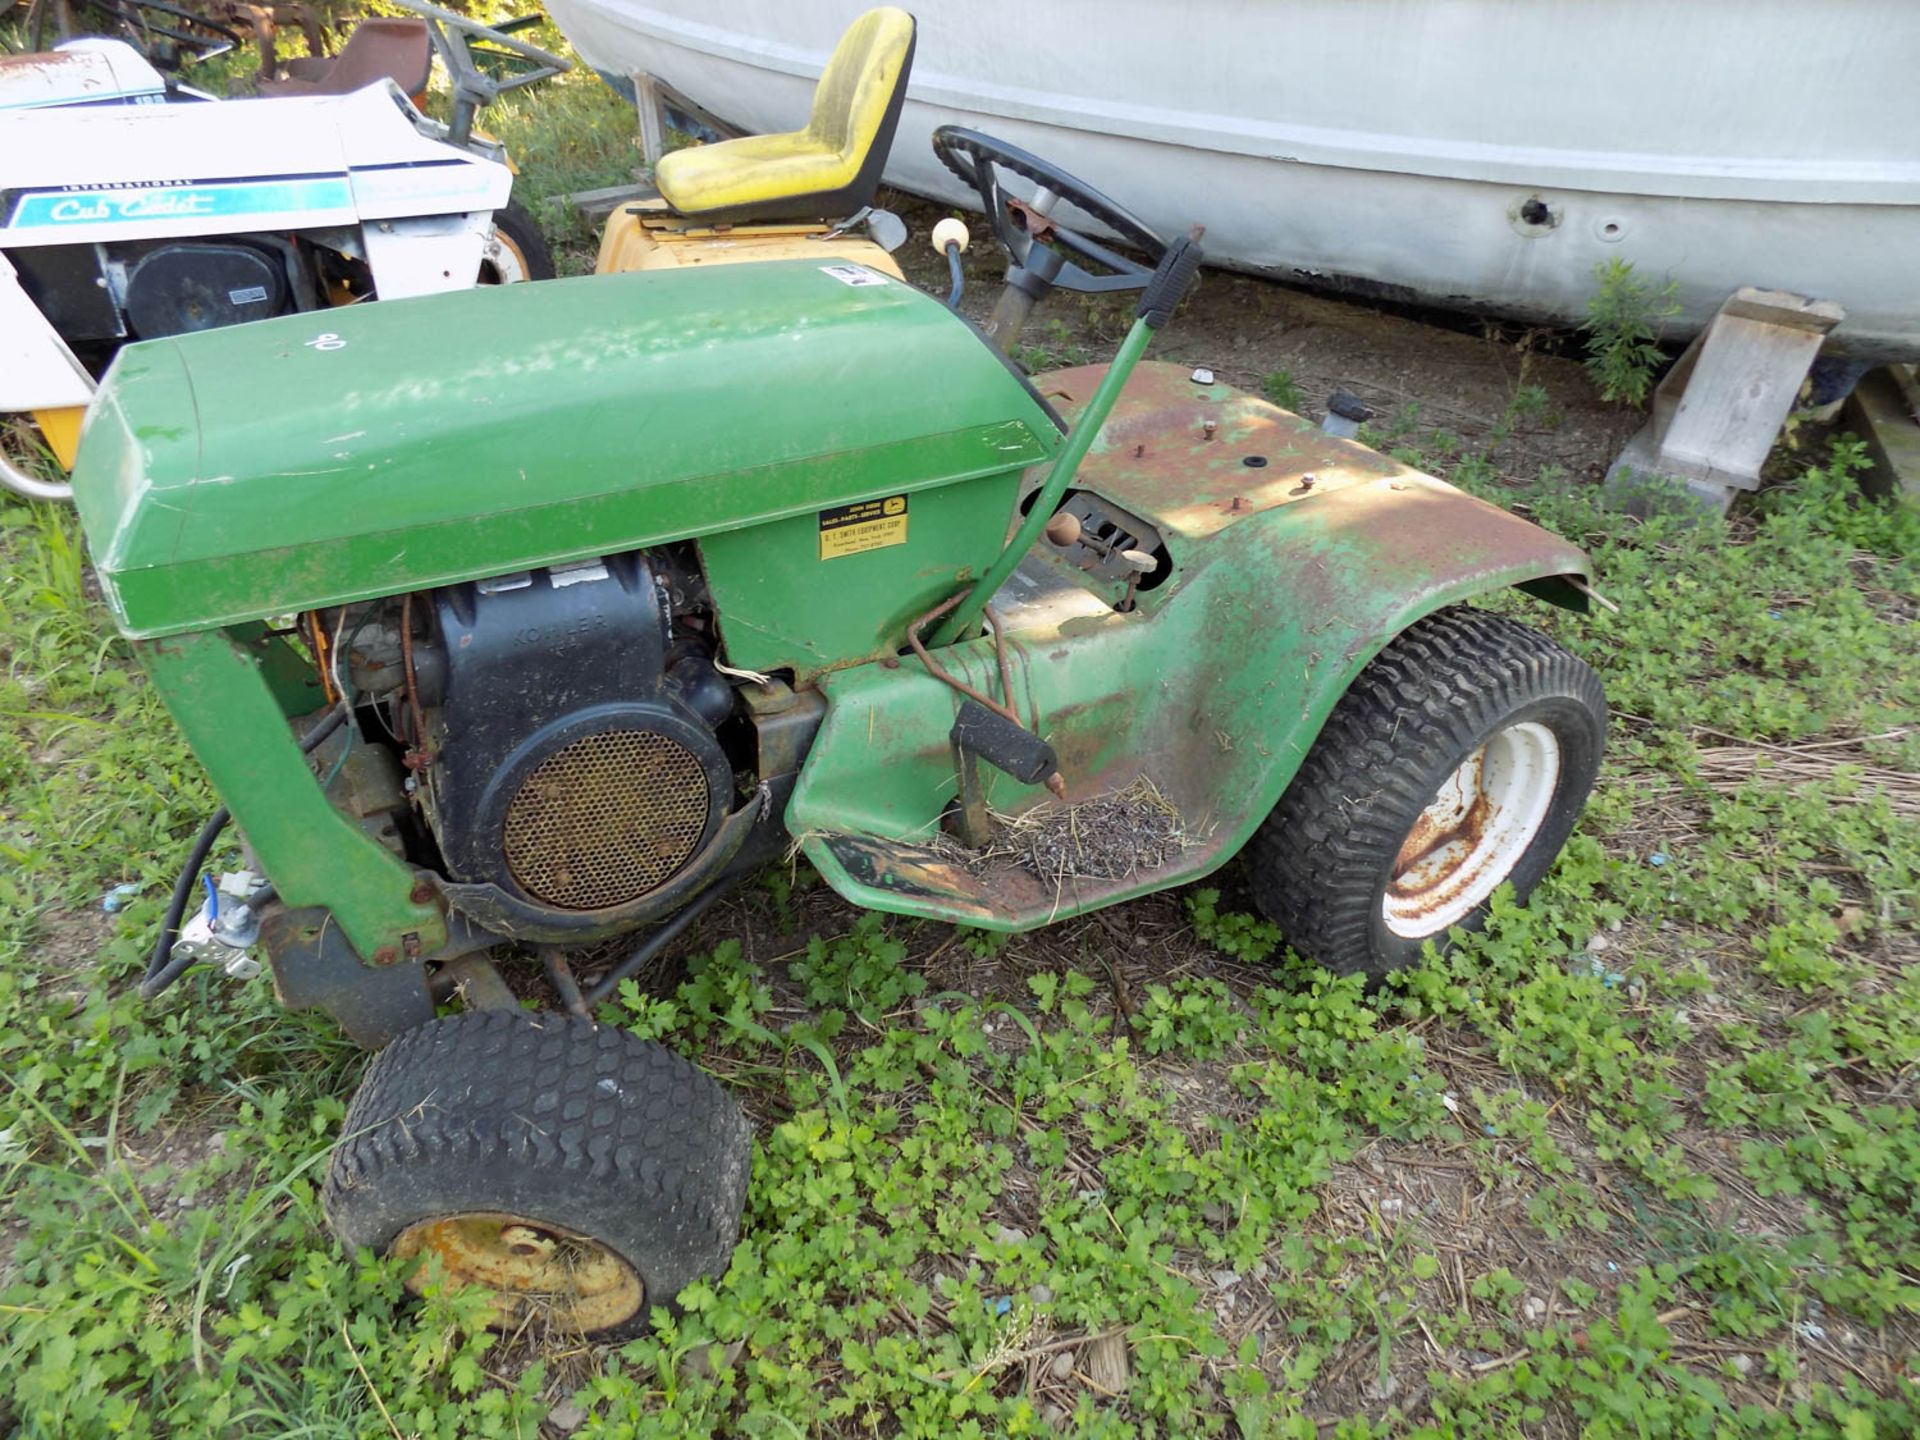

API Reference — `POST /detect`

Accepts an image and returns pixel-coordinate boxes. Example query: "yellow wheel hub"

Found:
[390,1211,643,1334]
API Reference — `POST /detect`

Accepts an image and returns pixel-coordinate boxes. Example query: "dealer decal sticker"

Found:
[819,495,909,559]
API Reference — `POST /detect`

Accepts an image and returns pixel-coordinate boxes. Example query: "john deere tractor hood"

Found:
[72,262,1062,637]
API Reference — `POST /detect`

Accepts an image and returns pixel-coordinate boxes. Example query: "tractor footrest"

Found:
[807,806,1206,933]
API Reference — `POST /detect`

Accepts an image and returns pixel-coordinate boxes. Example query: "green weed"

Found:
[1583,258,1682,407]
[1261,370,1305,412]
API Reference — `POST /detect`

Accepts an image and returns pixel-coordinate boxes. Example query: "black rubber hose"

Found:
[140,807,232,999]
[946,242,965,309]
[140,705,348,1000]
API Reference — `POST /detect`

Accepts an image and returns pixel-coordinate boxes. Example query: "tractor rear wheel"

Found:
[323,1010,751,1339]
[1249,606,1605,978]
[480,201,555,283]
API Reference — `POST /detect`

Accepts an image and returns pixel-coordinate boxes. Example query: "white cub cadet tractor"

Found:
[0,0,564,500]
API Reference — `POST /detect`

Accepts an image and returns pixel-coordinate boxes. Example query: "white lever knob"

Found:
[931,217,971,255]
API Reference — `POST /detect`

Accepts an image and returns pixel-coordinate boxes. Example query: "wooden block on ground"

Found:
[1657,290,1840,491]
[1603,285,1844,515]
[1842,367,1920,506]
[1601,429,1738,518]
[1890,363,1920,420]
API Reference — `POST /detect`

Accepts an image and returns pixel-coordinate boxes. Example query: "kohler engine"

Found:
[345,550,739,915]
[11,237,307,365]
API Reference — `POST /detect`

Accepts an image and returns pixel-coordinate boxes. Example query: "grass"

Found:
[5,27,1920,1440]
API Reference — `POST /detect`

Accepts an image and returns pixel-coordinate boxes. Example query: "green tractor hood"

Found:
[72,261,1062,638]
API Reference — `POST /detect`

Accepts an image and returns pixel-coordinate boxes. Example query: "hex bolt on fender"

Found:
[1247,606,1607,979]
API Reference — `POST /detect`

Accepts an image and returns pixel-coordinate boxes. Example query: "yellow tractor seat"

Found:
[654,7,916,226]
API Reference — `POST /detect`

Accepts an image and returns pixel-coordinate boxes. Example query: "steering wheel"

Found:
[932,126,1167,294]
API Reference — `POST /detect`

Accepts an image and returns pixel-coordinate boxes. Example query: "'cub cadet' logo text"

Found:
[8,176,353,229]
[46,190,216,223]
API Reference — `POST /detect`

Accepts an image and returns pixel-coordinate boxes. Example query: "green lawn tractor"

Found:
[69,133,1606,1337]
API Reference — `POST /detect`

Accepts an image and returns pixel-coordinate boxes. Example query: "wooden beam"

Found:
[1604,286,1844,515]
[633,71,667,170]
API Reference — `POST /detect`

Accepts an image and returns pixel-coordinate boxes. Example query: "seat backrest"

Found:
[271,18,432,99]
[806,7,915,162]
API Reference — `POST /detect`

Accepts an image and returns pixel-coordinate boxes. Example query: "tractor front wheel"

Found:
[1249,607,1605,978]
[323,1010,751,1339]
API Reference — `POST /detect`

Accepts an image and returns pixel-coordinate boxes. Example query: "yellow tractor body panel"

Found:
[594,206,904,279]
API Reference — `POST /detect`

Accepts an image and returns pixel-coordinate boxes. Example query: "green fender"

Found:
[790,363,1592,930]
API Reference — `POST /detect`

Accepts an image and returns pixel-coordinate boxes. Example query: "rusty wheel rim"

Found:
[480,229,531,285]
[1384,720,1560,939]
[390,1211,643,1334]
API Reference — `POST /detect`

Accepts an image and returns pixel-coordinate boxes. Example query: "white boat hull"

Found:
[543,0,1920,359]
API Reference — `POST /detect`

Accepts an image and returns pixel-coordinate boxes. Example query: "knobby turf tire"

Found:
[323,1010,751,1338]
[1248,606,1606,979]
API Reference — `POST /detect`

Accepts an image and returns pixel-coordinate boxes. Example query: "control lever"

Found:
[932,217,970,308]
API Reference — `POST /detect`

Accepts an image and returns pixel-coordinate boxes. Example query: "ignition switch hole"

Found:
[1519,198,1552,227]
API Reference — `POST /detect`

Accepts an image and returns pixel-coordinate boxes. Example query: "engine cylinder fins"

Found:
[501,728,711,911]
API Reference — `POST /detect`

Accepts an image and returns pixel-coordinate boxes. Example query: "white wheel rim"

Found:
[480,227,529,285]
[1383,720,1561,939]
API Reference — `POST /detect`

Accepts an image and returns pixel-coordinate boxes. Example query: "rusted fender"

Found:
[791,367,1593,932]
[1201,467,1593,647]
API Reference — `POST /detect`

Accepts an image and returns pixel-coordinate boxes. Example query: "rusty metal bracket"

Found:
[429,953,519,1013]
[950,741,993,848]
[261,905,435,1050]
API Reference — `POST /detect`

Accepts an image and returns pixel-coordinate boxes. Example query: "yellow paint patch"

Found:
[31,406,84,471]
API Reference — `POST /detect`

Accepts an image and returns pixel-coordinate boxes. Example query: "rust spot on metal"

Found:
[409,879,435,905]
[372,945,399,965]
[390,1211,643,1334]
[1005,196,1059,243]
[1033,360,1408,536]
[824,833,998,917]
[1386,751,1494,920]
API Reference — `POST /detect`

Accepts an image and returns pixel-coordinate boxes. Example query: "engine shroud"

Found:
[125,242,290,339]
[424,554,731,912]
